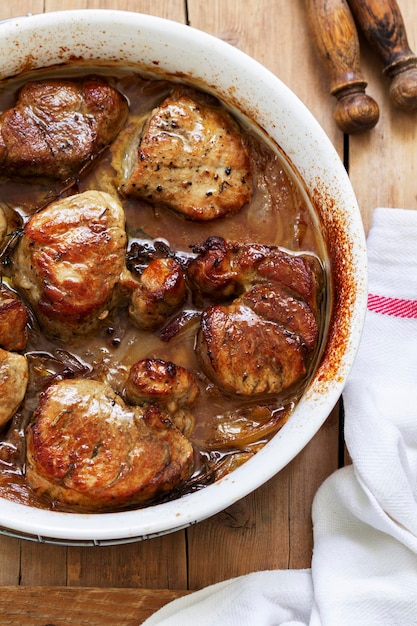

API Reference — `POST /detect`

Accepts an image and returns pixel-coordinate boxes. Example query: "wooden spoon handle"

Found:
[306,0,379,133]
[348,0,417,110]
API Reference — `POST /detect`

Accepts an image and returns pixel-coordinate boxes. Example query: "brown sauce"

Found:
[0,66,329,512]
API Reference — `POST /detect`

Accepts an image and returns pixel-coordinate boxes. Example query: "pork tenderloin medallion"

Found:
[0,77,128,182]
[120,88,253,221]
[187,236,322,309]
[124,358,200,436]
[0,347,28,428]
[12,190,127,343]
[127,258,187,331]
[188,237,323,396]
[26,378,195,510]
[198,288,310,396]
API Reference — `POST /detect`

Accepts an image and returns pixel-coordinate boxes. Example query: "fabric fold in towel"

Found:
[143,208,417,626]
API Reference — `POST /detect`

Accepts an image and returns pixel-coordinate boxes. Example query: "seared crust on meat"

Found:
[241,284,319,352]
[0,347,28,427]
[198,299,307,396]
[127,258,187,331]
[120,88,252,221]
[125,358,199,435]
[126,358,200,408]
[26,379,194,511]
[0,283,29,351]
[189,237,323,396]
[12,190,127,343]
[0,77,128,182]
[187,236,321,308]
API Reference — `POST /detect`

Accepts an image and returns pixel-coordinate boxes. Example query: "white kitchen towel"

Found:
[142,207,417,626]
[310,206,417,626]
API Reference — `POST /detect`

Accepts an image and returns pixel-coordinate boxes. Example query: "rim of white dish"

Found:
[0,10,367,543]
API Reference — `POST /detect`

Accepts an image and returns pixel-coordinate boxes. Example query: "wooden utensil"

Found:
[306,0,380,134]
[348,0,417,111]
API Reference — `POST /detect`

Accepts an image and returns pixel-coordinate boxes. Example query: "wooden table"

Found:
[1,1,416,623]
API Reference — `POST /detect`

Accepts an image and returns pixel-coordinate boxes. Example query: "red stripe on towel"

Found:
[368,294,417,318]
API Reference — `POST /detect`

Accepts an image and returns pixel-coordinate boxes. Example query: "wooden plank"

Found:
[186,469,291,587]
[45,0,186,21]
[20,542,67,587]
[288,405,340,568]
[45,0,88,10]
[0,586,190,625]
[349,0,417,233]
[0,1,43,19]
[67,532,188,589]
[0,536,21,585]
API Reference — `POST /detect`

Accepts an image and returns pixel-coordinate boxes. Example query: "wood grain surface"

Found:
[0,1,416,623]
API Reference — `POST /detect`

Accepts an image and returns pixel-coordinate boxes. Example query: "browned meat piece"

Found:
[188,236,321,308]
[125,358,200,435]
[241,284,319,352]
[189,237,323,396]
[127,258,187,331]
[198,295,307,396]
[26,378,194,511]
[0,77,128,181]
[0,347,28,427]
[12,190,127,343]
[0,283,29,351]
[120,88,252,221]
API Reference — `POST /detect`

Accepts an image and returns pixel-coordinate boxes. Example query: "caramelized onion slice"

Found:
[205,405,291,450]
